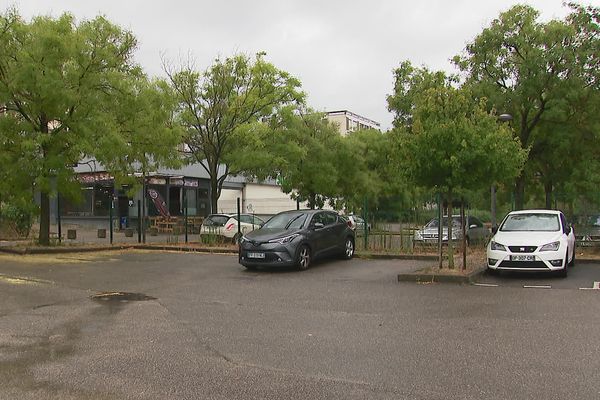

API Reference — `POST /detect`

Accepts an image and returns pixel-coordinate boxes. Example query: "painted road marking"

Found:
[0,274,54,286]
[473,283,499,287]
[523,285,552,289]
[579,282,600,290]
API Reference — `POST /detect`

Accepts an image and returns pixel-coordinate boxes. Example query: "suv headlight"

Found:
[540,241,560,252]
[268,234,299,244]
[490,241,507,251]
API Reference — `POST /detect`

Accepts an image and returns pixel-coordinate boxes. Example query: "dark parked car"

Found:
[239,209,355,270]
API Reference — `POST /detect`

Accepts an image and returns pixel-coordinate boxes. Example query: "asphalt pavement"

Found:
[0,251,599,399]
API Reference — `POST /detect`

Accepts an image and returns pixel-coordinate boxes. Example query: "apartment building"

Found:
[326,110,380,136]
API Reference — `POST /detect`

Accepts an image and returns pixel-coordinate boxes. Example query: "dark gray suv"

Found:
[239,209,355,271]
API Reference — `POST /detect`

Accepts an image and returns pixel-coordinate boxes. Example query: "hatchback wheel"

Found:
[342,237,354,260]
[297,245,311,271]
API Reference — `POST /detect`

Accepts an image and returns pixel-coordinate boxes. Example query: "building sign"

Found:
[184,178,199,187]
[77,172,113,183]
[147,177,166,185]
[170,178,184,186]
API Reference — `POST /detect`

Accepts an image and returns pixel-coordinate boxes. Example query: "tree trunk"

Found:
[437,194,443,269]
[208,162,220,214]
[39,192,50,246]
[39,123,51,246]
[210,178,219,214]
[514,176,526,210]
[544,181,553,209]
[447,190,454,269]
[308,193,316,210]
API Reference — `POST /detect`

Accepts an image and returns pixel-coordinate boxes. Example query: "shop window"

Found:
[185,188,197,215]
[169,186,182,216]
[93,184,113,216]
[61,187,93,217]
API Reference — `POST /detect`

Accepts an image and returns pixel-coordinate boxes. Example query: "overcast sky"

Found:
[10,0,598,130]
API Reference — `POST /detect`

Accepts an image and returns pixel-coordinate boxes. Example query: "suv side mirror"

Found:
[313,222,324,230]
[492,226,498,234]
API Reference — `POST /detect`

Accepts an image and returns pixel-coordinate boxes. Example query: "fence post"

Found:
[184,189,188,243]
[137,200,142,244]
[57,193,62,244]
[109,198,113,245]
[437,193,442,269]
[363,196,368,250]
[237,197,241,241]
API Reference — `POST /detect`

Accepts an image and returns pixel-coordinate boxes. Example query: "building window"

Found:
[93,184,113,216]
[61,187,94,217]
[61,182,113,217]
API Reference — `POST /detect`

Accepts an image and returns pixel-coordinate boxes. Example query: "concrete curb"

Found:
[131,245,237,254]
[0,244,134,255]
[398,266,487,284]
[356,253,437,261]
[0,243,237,255]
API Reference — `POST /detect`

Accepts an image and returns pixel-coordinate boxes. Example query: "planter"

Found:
[97,229,107,238]
[124,228,134,237]
[67,229,77,240]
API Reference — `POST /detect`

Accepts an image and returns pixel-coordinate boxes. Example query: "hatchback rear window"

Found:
[204,215,230,227]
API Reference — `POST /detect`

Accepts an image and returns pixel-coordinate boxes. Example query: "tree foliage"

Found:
[454,3,600,209]
[166,53,304,212]
[389,64,527,267]
[0,9,181,244]
[251,108,368,210]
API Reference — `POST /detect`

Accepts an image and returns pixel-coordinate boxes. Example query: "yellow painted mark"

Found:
[0,275,53,286]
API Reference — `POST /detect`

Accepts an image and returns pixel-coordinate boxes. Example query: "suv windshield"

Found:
[425,217,462,228]
[263,212,307,230]
[500,213,560,232]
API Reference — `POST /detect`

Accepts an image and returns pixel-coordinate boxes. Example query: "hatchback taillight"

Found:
[225,223,235,231]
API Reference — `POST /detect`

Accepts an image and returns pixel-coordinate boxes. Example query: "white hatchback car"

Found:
[200,213,264,243]
[487,210,575,277]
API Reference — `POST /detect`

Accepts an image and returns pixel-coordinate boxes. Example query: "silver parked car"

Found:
[413,215,489,245]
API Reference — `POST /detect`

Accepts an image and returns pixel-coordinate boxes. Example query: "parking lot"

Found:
[475,261,600,290]
[1,250,599,399]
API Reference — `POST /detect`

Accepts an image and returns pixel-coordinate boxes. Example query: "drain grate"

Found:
[90,292,156,302]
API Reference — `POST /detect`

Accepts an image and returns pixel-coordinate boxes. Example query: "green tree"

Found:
[453,3,600,209]
[263,109,355,209]
[99,76,183,189]
[166,53,303,212]
[0,9,180,245]
[343,128,390,211]
[395,82,527,268]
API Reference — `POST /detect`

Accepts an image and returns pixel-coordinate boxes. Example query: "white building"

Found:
[326,110,380,136]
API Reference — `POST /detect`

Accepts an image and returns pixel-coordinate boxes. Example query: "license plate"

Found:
[247,252,265,259]
[510,255,535,261]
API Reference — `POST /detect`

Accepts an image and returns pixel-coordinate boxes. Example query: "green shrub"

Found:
[0,202,36,238]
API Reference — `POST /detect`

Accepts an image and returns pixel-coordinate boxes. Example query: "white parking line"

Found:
[473,283,499,287]
[579,282,600,290]
[523,285,552,289]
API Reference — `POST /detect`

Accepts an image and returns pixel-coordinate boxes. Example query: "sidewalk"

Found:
[0,224,236,254]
